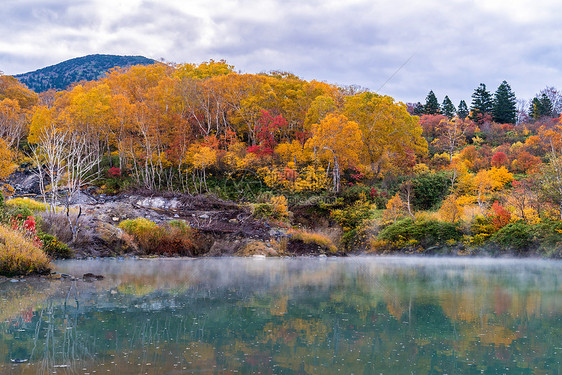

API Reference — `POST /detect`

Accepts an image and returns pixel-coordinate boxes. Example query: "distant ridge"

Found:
[14,54,157,93]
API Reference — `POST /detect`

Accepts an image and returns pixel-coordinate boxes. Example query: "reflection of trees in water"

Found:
[0,259,560,374]
[30,280,92,375]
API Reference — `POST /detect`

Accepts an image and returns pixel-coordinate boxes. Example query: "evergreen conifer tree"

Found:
[441,96,456,118]
[538,87,562,117]
[492,80,517,124]
[540,93,554,117]
[412,102,424,116]
[470,83,493,121]
[424,90,440,115]
[529,93,554,119]
[457,100,469,119]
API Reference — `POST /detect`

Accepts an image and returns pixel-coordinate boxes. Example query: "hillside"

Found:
[13,54,156,92]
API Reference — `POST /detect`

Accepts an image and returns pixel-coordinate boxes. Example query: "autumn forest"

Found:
[1,59,562,262]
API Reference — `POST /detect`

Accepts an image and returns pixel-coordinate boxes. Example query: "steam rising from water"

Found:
[53,256,561,294]
[0,256,558,374]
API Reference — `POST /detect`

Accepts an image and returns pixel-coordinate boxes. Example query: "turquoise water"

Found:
[0,257,560,374]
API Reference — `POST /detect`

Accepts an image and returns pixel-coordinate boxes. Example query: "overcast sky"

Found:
[2,0,562,104]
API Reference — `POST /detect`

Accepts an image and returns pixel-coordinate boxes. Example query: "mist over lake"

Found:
[1,257,560,374]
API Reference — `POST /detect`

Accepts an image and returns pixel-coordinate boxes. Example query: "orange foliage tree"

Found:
[307,113,361,192]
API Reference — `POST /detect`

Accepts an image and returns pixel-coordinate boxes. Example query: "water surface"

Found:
[0,257,560,374]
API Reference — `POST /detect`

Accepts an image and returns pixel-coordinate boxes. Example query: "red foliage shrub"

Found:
[108,167,121,177]
[490,201,511,230]
[491,151,509,168]
[10,215,42,247]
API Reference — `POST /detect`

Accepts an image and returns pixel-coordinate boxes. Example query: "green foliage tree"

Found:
[424,90,440,115]
[490,222,534,253]
[470,83,493,121]
[492,81,517,124]
[457,100,469,119]
[537,86,562,117]
[378,218,463,250]
[411,172,450,210]
[529,93,553,120]
[441,96,456,119]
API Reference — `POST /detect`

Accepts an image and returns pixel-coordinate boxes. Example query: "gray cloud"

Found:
[2,0,562,104]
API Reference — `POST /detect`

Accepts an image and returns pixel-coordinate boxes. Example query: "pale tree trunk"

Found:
[333,154,340,193]
[30,124,68,215]
[402,180,415,219]
[64,134,100,242]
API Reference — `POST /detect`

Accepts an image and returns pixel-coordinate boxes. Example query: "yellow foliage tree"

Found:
[306,113,362,192]
[439,195,462,223]
[0,98,26,148]
[28,106,55,144]
[0,138,15,181]
[487,166,514,189]
[383,193,406,223]
[186,144,218,192]
[344,92,427,173]
[275,140,313,165]
[304,95,338,129]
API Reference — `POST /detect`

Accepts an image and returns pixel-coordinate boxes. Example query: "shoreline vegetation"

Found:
[1,60,562,274]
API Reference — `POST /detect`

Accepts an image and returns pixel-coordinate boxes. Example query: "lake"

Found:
[0,257,560,374]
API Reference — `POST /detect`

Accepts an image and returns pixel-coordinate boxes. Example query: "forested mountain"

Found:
[13,54,156,92]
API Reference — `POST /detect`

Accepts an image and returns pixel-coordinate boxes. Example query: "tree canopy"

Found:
[441,96,456,119]
[424,90,440,115]
[492,80,517,124]
[470,83,493,122]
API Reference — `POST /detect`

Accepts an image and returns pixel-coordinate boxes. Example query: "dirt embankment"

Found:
[64,191,282,258]
[6,171,336,258]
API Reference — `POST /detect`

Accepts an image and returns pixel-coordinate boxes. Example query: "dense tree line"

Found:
[2,63,562,256]
[417,82,562,125]
[0,61,426,196]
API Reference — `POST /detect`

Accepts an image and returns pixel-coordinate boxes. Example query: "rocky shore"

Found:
[4,169,344,259]
[73,191,281,257]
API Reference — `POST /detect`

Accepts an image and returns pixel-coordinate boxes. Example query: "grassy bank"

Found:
[0,224,51,276]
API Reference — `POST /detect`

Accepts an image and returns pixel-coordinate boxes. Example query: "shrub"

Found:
[471,215,496,237]
[531,221,562,258]
[118,218,161,251]
[369,187,390,209]
[5,197,48,212]
[156,220,201,256]
[410,172,450,210]
[287,228,338,253]
[108,167,121,177]
[118,218,201,256]
[251,195,290,223]
[37,212,78,244]
[378,218,463,251]
[341,185,390,209]
[236,240,279,256]
[331,198,374,250]
[38,233,73,259]
[0,224,51,276]
[341,185,370,204]
[490,221,534,253]
[6,213,43,248]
